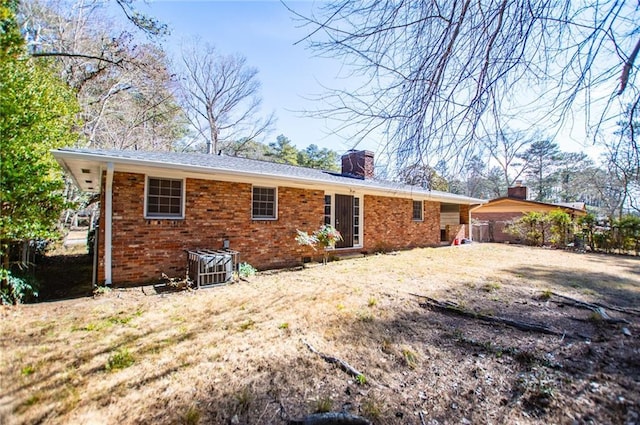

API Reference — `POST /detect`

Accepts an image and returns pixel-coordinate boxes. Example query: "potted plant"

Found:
[295,224,343,265]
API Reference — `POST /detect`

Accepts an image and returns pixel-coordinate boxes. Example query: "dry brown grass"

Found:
[1,244,639,424]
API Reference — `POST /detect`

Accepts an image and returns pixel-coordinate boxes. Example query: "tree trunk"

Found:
[1,240,10,291]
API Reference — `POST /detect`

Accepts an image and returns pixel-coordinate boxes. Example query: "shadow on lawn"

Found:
[160,297,638,425]
[502,263,640,308]
[567,251,640,274]
[329,301,639,425]
[34,254,93,301]
[5,320,200,424]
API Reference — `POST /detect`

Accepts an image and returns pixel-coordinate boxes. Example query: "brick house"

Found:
[471,182,587,243]
[53,148,485,286]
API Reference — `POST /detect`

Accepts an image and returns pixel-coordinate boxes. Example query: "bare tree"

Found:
[178,40,274,154]
[551,152,596,203]
[605,106,640,216]
[79,42,186,151]
[19,0,185,151]
[397,163,449,191]
[290,1,640,169]
[486,129,532,190]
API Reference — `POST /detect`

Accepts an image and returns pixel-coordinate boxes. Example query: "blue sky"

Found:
[137,0,374,155]
[133,0,607,162]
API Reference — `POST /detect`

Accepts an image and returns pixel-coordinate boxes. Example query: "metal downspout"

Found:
[468,205,473,241]
[105,162,113,285]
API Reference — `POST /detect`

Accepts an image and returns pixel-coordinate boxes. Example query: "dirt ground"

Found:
[1,244,639,425]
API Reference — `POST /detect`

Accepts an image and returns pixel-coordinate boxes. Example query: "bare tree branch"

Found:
[617,34,640,95]
[291,0,640,171]
[31,51,123,65]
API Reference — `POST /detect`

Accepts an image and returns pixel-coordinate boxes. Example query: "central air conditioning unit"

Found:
[187,249,239,288]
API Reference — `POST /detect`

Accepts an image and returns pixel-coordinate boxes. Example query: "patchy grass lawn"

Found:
[1,244,639,424]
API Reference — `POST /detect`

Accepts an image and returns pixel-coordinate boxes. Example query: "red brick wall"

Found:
[98,172,321,285]
[97,172,447,285]
[362,196,440,252]
[446,225,466,245]
[507,186,528,200]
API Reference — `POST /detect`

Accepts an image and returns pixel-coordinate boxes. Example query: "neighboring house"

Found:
[471,183,587,243]
[53,148,485,286]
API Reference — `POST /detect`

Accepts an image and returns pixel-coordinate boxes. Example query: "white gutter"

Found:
[104,162,114,285]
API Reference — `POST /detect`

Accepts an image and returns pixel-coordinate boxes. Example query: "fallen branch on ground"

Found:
[301,339,364,380]
[414,295,574,338]
[287,412,371,425]
[594,302,640,316]
[157,273,192,291]
[550,292,632,323]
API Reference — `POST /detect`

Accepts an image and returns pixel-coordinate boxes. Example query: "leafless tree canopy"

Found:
[178,41,274,154]
[291,0,640,170]
[19,0,185,151]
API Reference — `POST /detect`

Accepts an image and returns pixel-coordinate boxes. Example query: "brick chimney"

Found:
[341,150,374,179]
[507,180,528,200]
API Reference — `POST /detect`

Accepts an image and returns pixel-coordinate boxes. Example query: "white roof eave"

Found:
[52,149,487,205]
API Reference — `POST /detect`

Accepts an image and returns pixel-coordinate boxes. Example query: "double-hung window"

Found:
[412,200,423,221]
[146,177,184,218]
[252,186,277,219]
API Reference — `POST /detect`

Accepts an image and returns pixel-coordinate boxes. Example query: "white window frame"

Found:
[324,194,332,225]
[144,176,185,219]
[252,186,278,220]
[352,196,361,246]
[412,200,424,221]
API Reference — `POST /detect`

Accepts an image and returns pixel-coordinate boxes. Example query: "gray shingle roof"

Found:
[53,148,486,204]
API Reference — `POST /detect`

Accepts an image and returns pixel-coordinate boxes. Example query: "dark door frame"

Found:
[334,194,354,248]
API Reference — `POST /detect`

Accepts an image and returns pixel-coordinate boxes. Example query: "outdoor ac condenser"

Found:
[187,249,239,288]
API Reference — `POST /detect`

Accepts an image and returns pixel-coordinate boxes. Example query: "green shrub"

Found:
[401,347,419,369]
[238,319,255,331]
[21,365,35,376]
[539,289,553,300]
[618,215,640,255]
[105,348,135,371]
[0,270,39,305]
[507,210,580,247]
[548,210,571,247]
[238,262,257,278]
